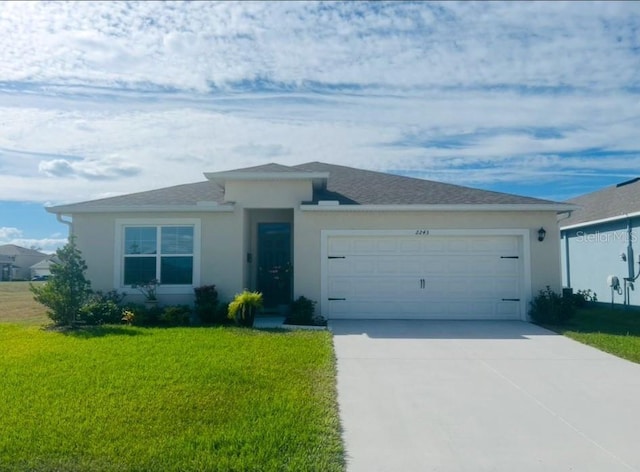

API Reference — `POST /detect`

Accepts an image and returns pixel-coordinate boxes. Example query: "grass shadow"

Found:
[57,325,147,339]
[544,307,640,336]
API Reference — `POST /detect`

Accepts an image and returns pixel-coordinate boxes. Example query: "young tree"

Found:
[31,236,92,326]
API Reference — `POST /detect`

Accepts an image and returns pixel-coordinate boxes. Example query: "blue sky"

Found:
[1,1,639,253]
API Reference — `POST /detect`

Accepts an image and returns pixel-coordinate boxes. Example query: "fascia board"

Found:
[300,203,578,212]
[46,204,235,214]
[560,211,640,231]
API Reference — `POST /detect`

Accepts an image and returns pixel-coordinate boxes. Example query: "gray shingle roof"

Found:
[294,162,558,205]
[561,177,640,228]
[48,181,224,212]
[0,244,47,257]
[48,161,563,213]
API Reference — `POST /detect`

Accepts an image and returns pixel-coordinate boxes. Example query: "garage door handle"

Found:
[500,256,519,259]
[328,297,346,301]
[501,298,520,302]
[328,256,346,259]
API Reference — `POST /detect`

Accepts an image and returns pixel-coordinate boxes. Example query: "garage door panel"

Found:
[326,234,524,320]
[399,239,422,253]
[378,256,422,274]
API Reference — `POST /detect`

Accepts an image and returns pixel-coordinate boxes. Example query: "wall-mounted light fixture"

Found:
[537,227,546,242]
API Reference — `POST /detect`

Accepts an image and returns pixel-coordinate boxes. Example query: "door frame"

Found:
[320,229,531,321]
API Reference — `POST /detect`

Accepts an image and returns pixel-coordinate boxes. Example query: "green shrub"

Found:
[194,285,220,324]
[30,237,92,326]
[216,302,231,325]
[228,291,263,327]
[78,291,126,325]
[286,296,325,326]
[120,303,160,327]
[572,289,598,308]
[529,286,576,325]
[160,305,192,326]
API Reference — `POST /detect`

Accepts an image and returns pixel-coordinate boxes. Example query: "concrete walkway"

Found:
[330,320,640,472]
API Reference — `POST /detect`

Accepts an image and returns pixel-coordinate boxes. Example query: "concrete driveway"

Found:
[330,320,640,472]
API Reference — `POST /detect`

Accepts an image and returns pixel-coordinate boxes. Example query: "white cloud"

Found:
[38,157,141,180]
[0,227,23,239]
[1,2,638,91]
[0,227,65,254]
[6,238,67,255]
[0,1,637,207]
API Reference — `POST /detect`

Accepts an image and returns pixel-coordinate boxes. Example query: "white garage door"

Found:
[325,233,524,320]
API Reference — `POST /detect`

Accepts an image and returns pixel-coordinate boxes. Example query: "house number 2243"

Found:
[415,230,430,235]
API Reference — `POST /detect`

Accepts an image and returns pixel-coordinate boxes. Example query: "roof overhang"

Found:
[300,203,578,212]
[560,210,640,231]
[46,203,235,214]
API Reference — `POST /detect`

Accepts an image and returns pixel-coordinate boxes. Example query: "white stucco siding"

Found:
[224,180,313,207]
[563,219,639,306]
[72,205,562,315]
[293,209,561,317]
[72,211,245,305]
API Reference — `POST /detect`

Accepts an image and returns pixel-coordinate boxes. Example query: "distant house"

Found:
[0,254,15,281]
[0,245,48,281]
[29,255,59,279]
[560,177,640,307]
[46,162,573,320]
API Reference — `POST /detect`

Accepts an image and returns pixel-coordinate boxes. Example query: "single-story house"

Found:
[0,244,48,281]
[29,255,59,279]
[560,177,640,307]
[46,162,573,320]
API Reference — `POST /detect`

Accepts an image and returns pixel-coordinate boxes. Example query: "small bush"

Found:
[78,291,126,325]
[529,286,576,325]
[121,309,135,325]
[228,291,263,327]
[572,289,598,308]
[120,303,160,326]
[285,296,325,326]
[30,237,92,326]
[194,285,220,324]
[216,302,231,325]
[160,305,192,326]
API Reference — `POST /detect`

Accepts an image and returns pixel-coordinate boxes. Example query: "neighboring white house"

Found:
[46,162,574,320]
[29,255,59,279]
[560,177,640,307]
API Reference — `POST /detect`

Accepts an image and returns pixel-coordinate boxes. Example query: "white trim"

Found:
[204,171,329,181]
[560,211,640,231]
[114,218,201,296]
[320,229,531,321]
[302,203,576,212]
[47,205,234,214]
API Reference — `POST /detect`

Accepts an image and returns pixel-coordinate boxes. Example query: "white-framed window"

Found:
[115,219,201,292]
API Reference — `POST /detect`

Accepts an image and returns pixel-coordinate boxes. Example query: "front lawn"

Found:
[0,281,49,325]
[545,306,640,363]
[0,324,344,471]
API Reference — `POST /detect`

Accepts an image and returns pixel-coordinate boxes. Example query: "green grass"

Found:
[0,283,344,471]
[545,306,640,363]
[0,281,49,325]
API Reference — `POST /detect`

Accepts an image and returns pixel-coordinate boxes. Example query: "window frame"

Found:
[115,218,201,295]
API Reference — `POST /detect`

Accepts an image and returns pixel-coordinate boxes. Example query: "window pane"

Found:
[161,257,193,284]
[161,227,193,255]
[124,257,156,285]
[125,227,157,255]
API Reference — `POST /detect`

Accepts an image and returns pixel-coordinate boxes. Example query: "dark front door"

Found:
[257,223,292,308]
